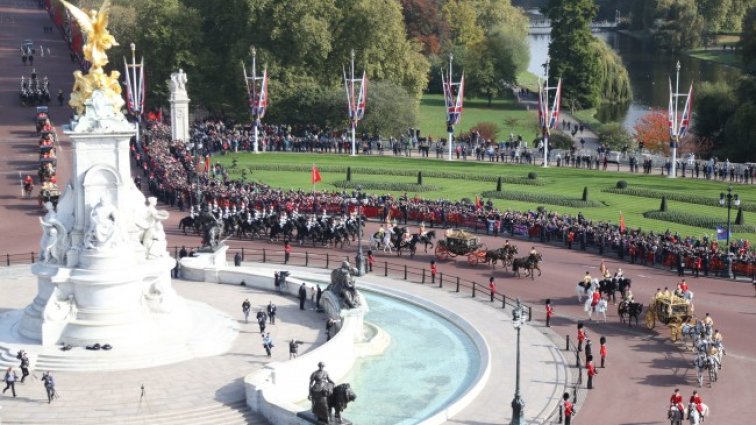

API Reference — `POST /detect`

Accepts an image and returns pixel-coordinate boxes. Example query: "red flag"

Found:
[204,155,210,172]
[311,164,322,184]
[619,211,626,234]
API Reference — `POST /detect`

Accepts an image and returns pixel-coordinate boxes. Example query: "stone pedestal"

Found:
[169,69,190,143]
[15,90,197,349]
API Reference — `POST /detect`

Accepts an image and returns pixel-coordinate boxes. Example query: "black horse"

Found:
[178,216,198,234]
[618,301,643,326]
[512,253,542,280]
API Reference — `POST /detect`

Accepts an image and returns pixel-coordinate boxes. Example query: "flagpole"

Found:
[350,49,357,157]
[447,53,453,161]
[542,61,549,168]
[670,61,680,179]
[252,47,259,154]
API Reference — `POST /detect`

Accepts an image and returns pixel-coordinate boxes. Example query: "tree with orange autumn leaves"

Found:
[633,109,670,154]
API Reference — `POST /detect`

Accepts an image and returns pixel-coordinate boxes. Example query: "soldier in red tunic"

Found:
[670,388,683,411]
[430,260,437,284]
[577,322,586,352]
[586,354,597,389]
[562,392,574,425]
[545,299,554,327]
[599,336,607,368]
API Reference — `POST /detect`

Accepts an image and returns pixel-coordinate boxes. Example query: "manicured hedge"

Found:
[481,190,603,208]
[643,210,755,233]
[604,187,756,213]
[332,180,439,192]
[244,164,545,186]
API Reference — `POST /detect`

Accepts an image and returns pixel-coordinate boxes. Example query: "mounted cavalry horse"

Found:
[511,253,542,279]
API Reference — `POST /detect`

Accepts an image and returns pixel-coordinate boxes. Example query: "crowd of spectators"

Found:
[135,120,756,281]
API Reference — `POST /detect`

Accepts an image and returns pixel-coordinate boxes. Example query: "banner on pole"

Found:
[715,226,728,241]
[442,73,464,126]
[311,164,322,184]
[345,70,367,126]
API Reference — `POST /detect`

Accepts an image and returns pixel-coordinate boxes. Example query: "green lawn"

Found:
[215,153,756,241]
[687,48,742,68]
[418,93,539,141]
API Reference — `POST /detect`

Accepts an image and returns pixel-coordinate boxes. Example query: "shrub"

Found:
[736,207,744,225]
[242,164,546,186]
[417,171,423,185]
[603,187,756,213]
[472,121,501,142]
[481,190,602,208]
[527,172,538,180]
[643,210,756,233]
[546,131,574,150]
[496,176,502,192]
[347,166,352,182]
[332,180,438,192]
[616,180,627,189]
[582,186,589,202]
[660,196,668,212]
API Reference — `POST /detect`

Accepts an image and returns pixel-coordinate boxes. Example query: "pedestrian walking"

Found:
[3,367,17,397]
[267,301,277,324]
[577,322,586,352]
[430,260,437,284]
[298,283,307,310]
[234,251,242,266]
[316,285,323,309]
[18,351,29,383]
[586,354,597,389]
[488,276,496,302]
[262,333,273,357]
[284,241,292,264]
[42,371,55,403]
[562,392,574,425]
[57,89,64,106]
[242,298,251,323]
[256,309,267,333]
[545,299,554,327]
[289,339,301,359]
[599,336,607,368]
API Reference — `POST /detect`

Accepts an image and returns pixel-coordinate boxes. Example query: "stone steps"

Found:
[0,301,239,371]
[3,400,269,425]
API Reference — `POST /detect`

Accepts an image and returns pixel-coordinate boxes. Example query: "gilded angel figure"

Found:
[59,0,118,69]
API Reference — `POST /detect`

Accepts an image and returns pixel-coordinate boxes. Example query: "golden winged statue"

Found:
[60,0,124,115]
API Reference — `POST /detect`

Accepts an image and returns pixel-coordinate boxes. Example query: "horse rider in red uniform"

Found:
[670,388,683,413]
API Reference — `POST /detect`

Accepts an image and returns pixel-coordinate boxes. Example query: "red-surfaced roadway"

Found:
[1,3,755,424]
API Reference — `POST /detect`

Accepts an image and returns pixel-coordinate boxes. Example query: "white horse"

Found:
[576,278,599,303]
[668,405,684,425]
[693,352,718,387]
[687,402,709,425]
[587,299,608,322]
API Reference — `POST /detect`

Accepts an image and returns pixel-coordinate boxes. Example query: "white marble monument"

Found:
[0,3,235,370]
[169,69,190,143]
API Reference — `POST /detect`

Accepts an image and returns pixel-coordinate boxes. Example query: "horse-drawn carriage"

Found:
[645,295,693,330]
[35,107,50,133]
[38,183,60,209]
[434,229,486,262]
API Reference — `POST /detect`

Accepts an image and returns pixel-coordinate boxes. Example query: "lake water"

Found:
[527,31,742,129]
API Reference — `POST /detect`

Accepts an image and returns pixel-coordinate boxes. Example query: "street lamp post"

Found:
[355,185,365,276]
[719,186,740,279]
[510,298,528,425]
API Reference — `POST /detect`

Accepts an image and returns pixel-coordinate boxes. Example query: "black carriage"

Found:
[35,107,49,133]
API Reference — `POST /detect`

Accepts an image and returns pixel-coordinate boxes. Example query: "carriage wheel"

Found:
[644,311,655,329]
[435,245,449,261]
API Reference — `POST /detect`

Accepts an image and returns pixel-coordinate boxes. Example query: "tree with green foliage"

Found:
[741,6,756,74]
[598,122,635,150]
[694,78,756,161]
[440,0,529,103]
[591,40,632,104]
[359,81,419,137]
[545,0,602,108]
[653,0,704,52]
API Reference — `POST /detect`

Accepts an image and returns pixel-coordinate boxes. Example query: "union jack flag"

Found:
[442,73,464,126]
[344,70,368,126]
[669,80,694,138]
[251,69,268,120]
